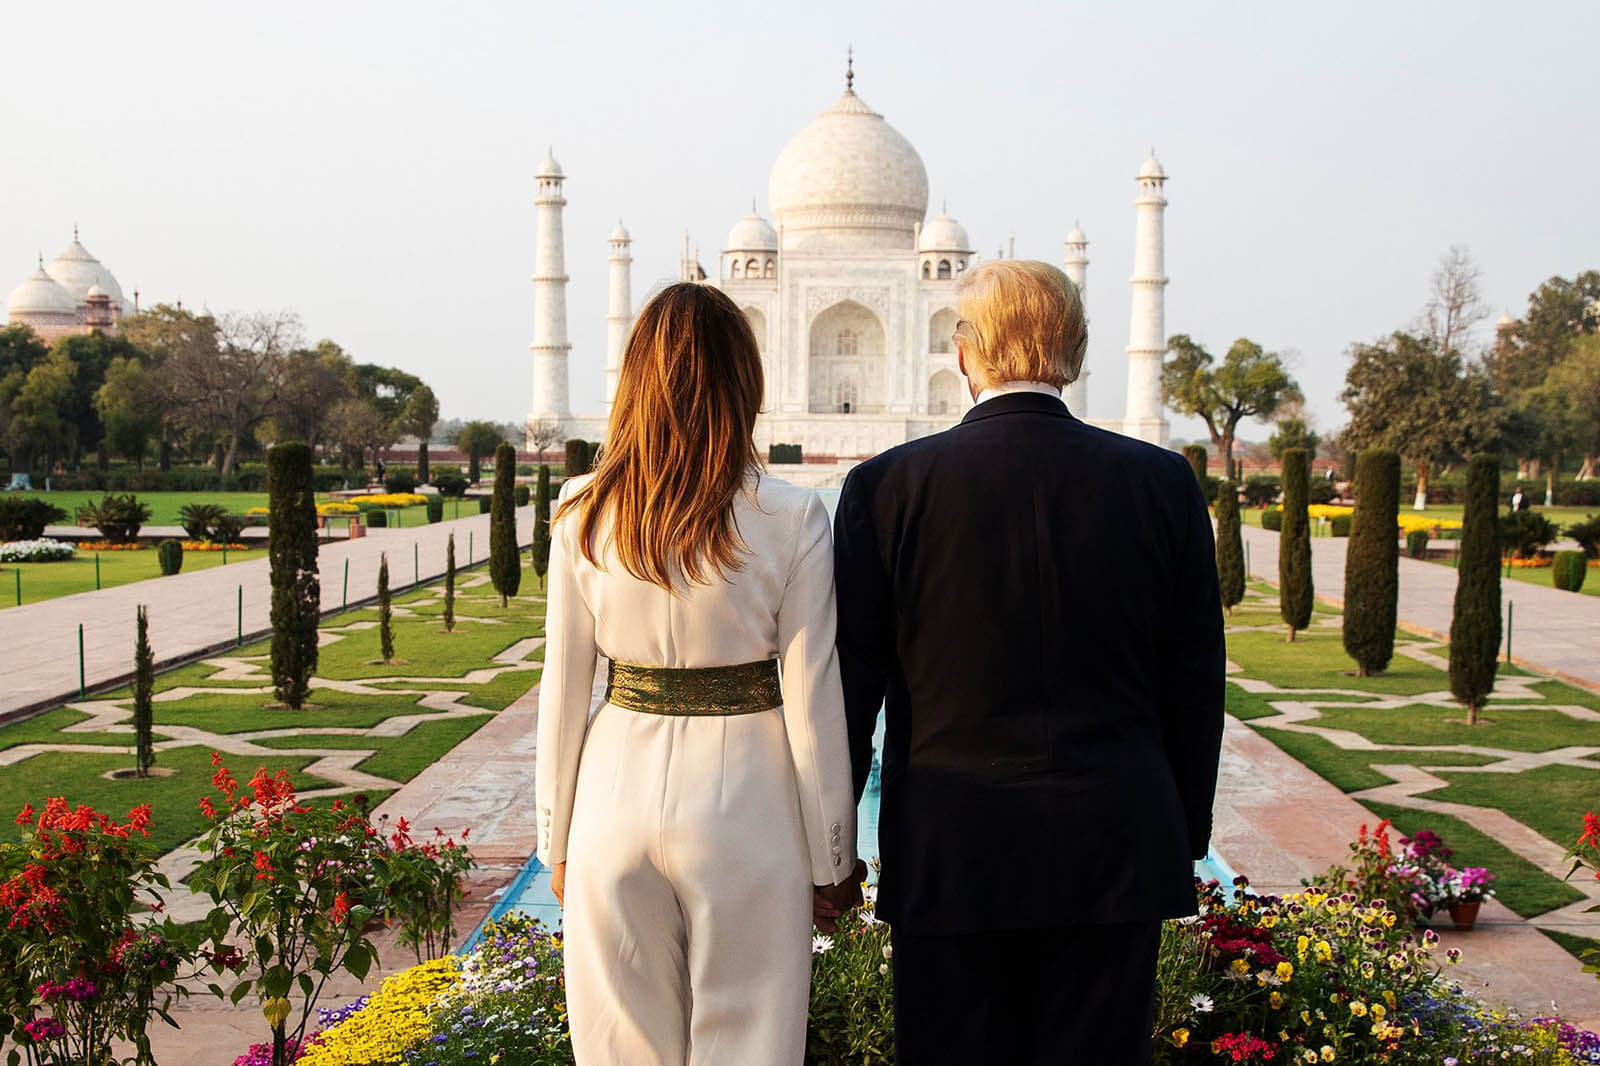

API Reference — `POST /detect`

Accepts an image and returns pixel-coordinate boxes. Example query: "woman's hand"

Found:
[551,862,567,908]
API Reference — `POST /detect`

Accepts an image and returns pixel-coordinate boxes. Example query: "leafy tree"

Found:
[443,533,456,633]
[53,332,143,467]
[400,384,440,483]
[489,443,522,607]
[351,363,424,423]
[1503,380,1583,505]
[378,552,395,662]
[327,396,395,473]
[1549,335,1600,480]
[1486,270,1600,395]
[532,464,552,590]
[1267,417,1320,462]
[270,340,353,453]
[95,356,163,467]
[1340,331,1500,509]
[1449,455,1502,726]
[1161,336,1300,480]
[457,421,505,484]
[1,349,76,474]
[1343,449,1400,676]
[1278,448,1313,641]
[267,442,320,709]
[1213,480,1245,613]
[0,323,48,380]
[133,604,156,777]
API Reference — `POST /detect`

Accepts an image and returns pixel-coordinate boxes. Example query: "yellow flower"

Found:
[1381,911,1397,928]
[1349,1000,1368,1017]
[296,958,460,1066]
[1276,960,1294,982]
[1301,1010,1313,1025]
[1270,991,1284,1009]
[1297,935,1310,959]
[1383,990,1397,1009]
[1314,940,1333,963]
[1170,1028,1190,1048]
[1321,1047,1336,1063]
[1371,1003,1386,1021]
[1231,958,1251,976]
[1303,1052,1319,1064]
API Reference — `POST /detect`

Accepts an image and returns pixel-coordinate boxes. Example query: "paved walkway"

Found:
[0,508,536,720]
[1242,524,1600,691]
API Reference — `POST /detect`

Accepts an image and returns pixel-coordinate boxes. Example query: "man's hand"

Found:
[551,862,566,908]
[812,859,869,933]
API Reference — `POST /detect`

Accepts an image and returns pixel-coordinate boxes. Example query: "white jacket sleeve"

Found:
[778,491,860,886]
[534,481,599,867]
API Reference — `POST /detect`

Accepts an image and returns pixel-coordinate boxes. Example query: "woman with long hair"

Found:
[534,282,861,1065]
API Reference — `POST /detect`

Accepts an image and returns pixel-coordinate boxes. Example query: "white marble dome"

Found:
[537,149,564,179]
[47,236,125,308]
[726,209,778,252]
[610,220,631,243]
[1066,224,1088,246]
[918,209,971,252]
[768,86,929,252]
[1138,153,1166,180]
[8,263,78,317]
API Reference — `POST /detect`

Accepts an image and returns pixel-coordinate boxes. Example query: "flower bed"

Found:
[318,502,360,516]
[75,540,150,551]
[0,538,75,562]
[349,493,428,509]
[180,540,250,552]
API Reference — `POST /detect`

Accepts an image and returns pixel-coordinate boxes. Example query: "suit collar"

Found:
[959,390,1073,426]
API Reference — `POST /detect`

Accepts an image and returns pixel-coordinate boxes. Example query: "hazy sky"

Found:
[5,1,1597,442]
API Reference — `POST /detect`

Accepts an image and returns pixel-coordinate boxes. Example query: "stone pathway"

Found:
[0,508,537,720]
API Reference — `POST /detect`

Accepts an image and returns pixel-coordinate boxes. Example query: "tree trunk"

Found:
[221,430,241,480]
[158,438,172,472]
[1220,432,1236,482]
[1413,462,1429,511]
[1546,457,1557,507]
[1580,455,1596,481]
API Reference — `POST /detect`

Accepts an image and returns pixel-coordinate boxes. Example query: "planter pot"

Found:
[348,520,365,540]
[1448,901,1481,931]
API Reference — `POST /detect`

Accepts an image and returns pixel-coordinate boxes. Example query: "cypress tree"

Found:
[1183,444,1208,486]
[1279,447,1313,641]
[489,442,521,607]
[267,441,320,709]
[378,552,394,662]
[443,533,456,633]
[1343,448,1401,676]
[1450,454,1502,725]
[564,438,589,477]
[532,464,552,590]
[1214,480,1245,613]
[133,604,155,777]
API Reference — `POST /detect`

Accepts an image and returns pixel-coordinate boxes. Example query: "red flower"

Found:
[199,796,217,820]
[15,803,35,826]
[253,850,275,882]
[331,892,350,925]
[1581,811,1600,849]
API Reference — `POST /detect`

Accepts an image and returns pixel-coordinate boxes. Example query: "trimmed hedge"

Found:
[1406,529,1430,558]
[1329,514,1352,537]
[1553,551,1587,593]
[267,442,319,710]
[367,510,388,528]
[769,443,804,465]
[1242,475,1280,508]
[489,443,521,607]
[426,497,444,524]
[0,497,67,540]
[1343,449,1399,677]
[1183,444,1208,485]
[1278,449,1313,638]
[431,472,469,498]
[514,484,530,508]
[1449,455,1502,723]
[157,538,183,576]
[1214,480,1245,612]
[1261,507,1283,531]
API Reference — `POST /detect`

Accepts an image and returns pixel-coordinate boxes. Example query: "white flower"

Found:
[811,935,833,954]
[860,910,881,927]
[879,963,889,975]
[1190,993,1215,1015]
[881,943,893,960]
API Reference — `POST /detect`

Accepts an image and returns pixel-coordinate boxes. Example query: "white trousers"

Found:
[563,704,812,1066]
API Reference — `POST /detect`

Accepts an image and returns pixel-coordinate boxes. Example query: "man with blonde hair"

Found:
[832,259,1224,1063]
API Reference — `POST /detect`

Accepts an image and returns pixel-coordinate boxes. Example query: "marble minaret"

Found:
[528,149,572,434]
[1063,223,1090,417]
[1122,152,1169,445]
[604,221,633,413]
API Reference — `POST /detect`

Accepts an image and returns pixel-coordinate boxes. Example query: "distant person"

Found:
[1511,484,1527,512]
[535,282,861,1064]
[832,259,1225,1064]
[375,457,386,485]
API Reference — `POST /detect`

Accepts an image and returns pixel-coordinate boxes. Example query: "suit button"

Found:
[833,856,842,867]
[830,822,841,833]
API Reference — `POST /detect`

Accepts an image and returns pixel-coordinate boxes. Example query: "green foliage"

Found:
[0,496,66,540]
[443,534,456,634]
[1278,448,1313,636]
[806,896,894,1065]
[431,472,468,498]
[1182,444,1207,486]
[179,501,227,541]
[769,442,804,464]
[1241,475,1280,508]
[456,421,505,484]
[366,508,388,528]
[532,465,551,589]
[384,471,418,494]
[1406,529,1430,558]
[378,553,394,662]
[489,443,521,607]
[1214,480,1245,612]
[1499,508,1558,559]
[267,442,319,710]
[1553,550,1587,592]
[1267,416,1320,461]
[1343,449,1400,676]
[425,496,444,524]
[1161,335,1300,479]
[564,438,591,477]
[1567,514,1600,558]
[134,604,155,776]
[157,538,183,576]
[1260,506,1283,531]
[514,483,530,507]
[478,495,491,515]
[1329,514,1352,537]
[77,493,152,543]
[1449,455,1502,720]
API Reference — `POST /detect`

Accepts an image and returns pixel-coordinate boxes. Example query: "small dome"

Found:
[1065,224,1088,246]
[86,283,107,298]
[1496,312,1516,330]
[610,220,631,242]
[726,208,778,252]
[536,149,563,179]
[918,209,971,253]
[47,234,124,308]
[8,264,78,317]
[1138,153,1166,180]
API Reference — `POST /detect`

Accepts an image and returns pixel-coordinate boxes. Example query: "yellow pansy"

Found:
[1170,1028,1190,1048]
[1276,960,1294,981]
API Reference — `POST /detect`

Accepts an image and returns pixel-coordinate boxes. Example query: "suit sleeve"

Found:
[776,492,859,887]
[832,467,893,804]
[534,479,600,868]
[1160,459,1227,860]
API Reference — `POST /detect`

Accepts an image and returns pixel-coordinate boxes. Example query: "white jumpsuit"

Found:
[534,472,859,1066]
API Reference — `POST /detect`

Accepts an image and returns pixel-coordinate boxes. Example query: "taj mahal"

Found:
[527,60,1172,458]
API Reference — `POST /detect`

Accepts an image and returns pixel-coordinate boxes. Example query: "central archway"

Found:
[808,300,886,414]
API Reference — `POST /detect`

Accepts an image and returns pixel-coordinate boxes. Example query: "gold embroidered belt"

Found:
[604,658,782,716]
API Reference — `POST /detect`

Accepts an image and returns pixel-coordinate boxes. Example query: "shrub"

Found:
[1567,514,1600,558]
[443,534,456,633]
[514,483,530,508]
[0,538,74,562]
[157,538,183,576]
[426,496,444,524]
[1242,475,1280,508]
[1406,528,1430,558]
[179,502,227,541]
[489,443,521,608]
[214,513,248,545]
[1182,444,1207,485]
[366,509,388,528]
[1553,550,1587,593]
[1499,509,1558,559]
[1343,449,1400,677]
[431,472,469,498]
[1279,448,1313,639]
[1260,506,1282,531]
[1329,513,1352,537]
[379,553,394,662]
[267,442,320,710]
[0,497,66,540]
[769,443,804,464]
[78,494,151,543]
[1450,454,1502,725]
[1214,480,1245,613]
[1554,482,1600,507]
[532,465,551,590]
[477,496,491,515]
[134,604,155,776]
[1308,479,1338,505]
[384,471,418,494]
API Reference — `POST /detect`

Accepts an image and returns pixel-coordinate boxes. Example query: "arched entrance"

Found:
[928,369,962,415]
[808,300,886,414]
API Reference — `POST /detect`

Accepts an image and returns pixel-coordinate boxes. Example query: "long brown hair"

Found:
[554,282,764,590]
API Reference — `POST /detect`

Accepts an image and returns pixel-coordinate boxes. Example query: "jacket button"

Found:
[833,856,842,867]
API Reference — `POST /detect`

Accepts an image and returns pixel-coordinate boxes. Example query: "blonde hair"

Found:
[554,283,763,591]
[953,259,1088,390]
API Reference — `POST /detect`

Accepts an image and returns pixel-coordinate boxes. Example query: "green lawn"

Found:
[1223,628,1455,696]
[8,488,445,531]
[1420,765,1596,851]
[1,545,269,607]
[0,577,545,857]
[1236,503,1594,530]
[1252,724,1498,792]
